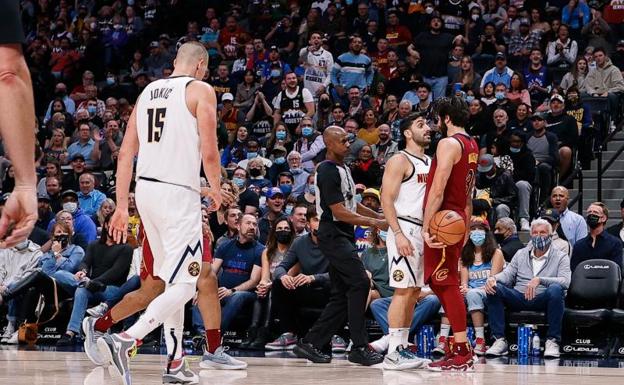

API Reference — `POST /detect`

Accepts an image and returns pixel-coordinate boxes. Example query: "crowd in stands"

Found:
[1,0,624,356]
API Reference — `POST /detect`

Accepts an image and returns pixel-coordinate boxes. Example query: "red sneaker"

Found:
[473,337,487,356]
[432,336,451,357]
[427,342,474,372]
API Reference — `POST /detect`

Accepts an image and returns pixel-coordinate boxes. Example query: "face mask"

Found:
[246,151,258,160]
[568,96,578,104]
[275,230,292,244]
[470,229,486,246]
[307,184,316,195]
[302,126,313,137]
[232,177,245,188]
[14,240,29,251]
[466,95,475,103]
[271,69,281,78]
[290,167,303,175]
[510,146,521,153]
[279,184,292,196]
[274,156,286,165]
[495,92,505,101]
[425,6,434,14]
[87,105,97,115]
[106,77,116,85]
[347,132,356,142]
[284,205,294,215]
[586,214,601,229]
[63,202,78,214]
[54,120,65,128]
[249,168,262,177]
[319,98,332,109]
[494,232,506,244]
[276,131,287,140]
[471,14,480,22]
[531,234,552,251]
[378,230,388,242]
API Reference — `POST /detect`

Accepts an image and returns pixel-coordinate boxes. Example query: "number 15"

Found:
[147,108,166,143]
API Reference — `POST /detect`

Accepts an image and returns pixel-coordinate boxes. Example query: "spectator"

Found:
[485,219,571,358]
[241,217,295,350]
[483,0,507,29]
[562,0,591,38]
[260,47,292,84]
[550,186,588,246]
[546,94,579,180]
[527,112,560,204]
[266,208,330,350]
[277,172,295,201]
[239,138,272,169]
[584,47,624,128]
[409,15,460,99]
[67,124,98,168]
[296,173,317,208]
[97,119,123,171]
[350,145,382,188]
[222,125,248,168]
[265,16,297,58]
[285,152,309,198]
[539,208,572,256]
[47,190,97,244]
[344,119,368,164]
[35,192,55,231]
[565,87,593,168]
[95,198,116,232]
[476,154,518,221]
[361,227,393,305]
[494,217,524,262]
[571,202,623,272]
[44,83,76,123]
[299,32,334,98]
[606,198,624,246]
[508,132,536,214]
[144,41,172,79]
[509,103,533,135]
[212,214,263,331]
[436,218,504,356]
[295,118,324,172]
[42,129,68,166]
[246,158,272,193]
[508,19,540,69]
[232,167,260,213]
[546,24,578,71]
[454,56,483,94]
[221,93,246,136]
[56,215,133,346]
[371,124,398,167]
[289,203,308,236]
[560,57,589,92]
[219,15,249,62]
[213,65,239,102]
[77,173,106,220]
[506,72,531,106]
[481,52,514,93]
[45,176,63,213]
[358,108,380,145]
[331,36,373,100]
[466,99,491,140]
[258,187,285,245]
[480,108,511,156]
[233,70,261,113]
[215,207,242,251]
[246,91,275,139]
[523,48,550,103]
[273,72,315,136]
[267,146,290,185]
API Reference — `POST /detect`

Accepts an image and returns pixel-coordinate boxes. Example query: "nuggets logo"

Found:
[434,268,449,282]
[188,262,200,277]
[393,270,405,282]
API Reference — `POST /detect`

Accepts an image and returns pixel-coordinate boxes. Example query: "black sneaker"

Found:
[293,339,331,363]
[56,333,77,347]
[239,327,258,350]
[348,345,384,366]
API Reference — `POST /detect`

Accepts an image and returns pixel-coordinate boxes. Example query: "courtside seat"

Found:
[507,311,546,325]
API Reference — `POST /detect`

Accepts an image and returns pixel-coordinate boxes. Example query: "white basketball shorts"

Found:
[387,218,425,289]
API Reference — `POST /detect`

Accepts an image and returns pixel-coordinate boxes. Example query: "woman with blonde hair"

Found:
[44,128,69,165]
[96,198,116,233]
[454,56,482,94]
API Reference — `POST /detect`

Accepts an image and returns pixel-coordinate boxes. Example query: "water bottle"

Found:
[517,325,529,356]
[532,330,541,357]
[467,326,475,347]
[426,325,435,353]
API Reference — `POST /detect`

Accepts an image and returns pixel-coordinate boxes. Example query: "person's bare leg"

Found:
[387,287,420,353]
[559,146,572,180]
[196,263,221,353]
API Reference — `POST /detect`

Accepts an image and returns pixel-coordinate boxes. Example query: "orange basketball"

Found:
[429,210,466,246]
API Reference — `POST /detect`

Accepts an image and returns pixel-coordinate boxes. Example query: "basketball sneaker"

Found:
[97,333,136,385]
[86,302,109,318]
[199,346,248,370]
[473,337,487,356]
[163,357,198,384]
[82,317,105,366]
[427,342,474,372]
[348,345,384,366]
[485,338,508,356]
[331,335,348,353]
[265,332,297,350]
[432,336,450,357]
[1,322,15,344]
[383,345,431,370]
[544,339,560,358]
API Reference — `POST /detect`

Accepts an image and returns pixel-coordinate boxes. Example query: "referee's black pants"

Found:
[304,228,370,349]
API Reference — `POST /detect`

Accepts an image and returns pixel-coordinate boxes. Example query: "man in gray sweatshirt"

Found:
[484,218,571,359]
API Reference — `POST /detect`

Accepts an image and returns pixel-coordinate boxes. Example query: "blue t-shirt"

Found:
[215,239,264,289]
[468,261,492,289]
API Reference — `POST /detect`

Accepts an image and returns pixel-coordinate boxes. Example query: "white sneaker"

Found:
[370,334,390,353]
[544,339,560,358]
[383,345,431,370]
[163,357,199,384]
[6,331,18,345]
[86,303,109,317]
[199,346,248,370]
[1,322,16,343]
[485,338,508,356]
[82,317,106,366]
[520,218,530,232]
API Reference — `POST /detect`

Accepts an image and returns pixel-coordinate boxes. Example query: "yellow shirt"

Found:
[357,127,380,146]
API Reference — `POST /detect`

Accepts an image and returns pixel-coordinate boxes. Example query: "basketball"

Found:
[429,210,466,246]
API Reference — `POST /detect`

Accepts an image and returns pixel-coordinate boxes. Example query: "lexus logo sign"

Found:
[583,264,610,269]
[563,345,573,353]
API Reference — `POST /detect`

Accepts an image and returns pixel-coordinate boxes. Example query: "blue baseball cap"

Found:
[266,187,284,199]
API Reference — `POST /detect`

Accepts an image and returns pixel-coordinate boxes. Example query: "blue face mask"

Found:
[302,126,313,137]
[276,131,287,140]
[510,146,521,153]
[232,177,245,189]
[465,95,475,103]
[106,77,115,86]
[531,235,552,251]
[246,151,258,160]
[290,167,303,175]
[271,69,281,78]
[378,230,388,242]
[279,184,292,195]
[347,132,356,142]
[87,105,97,115]
[495,92,505,101]
[307,184,316,195]
[470,229,486,246]
[285,205,293,215]
[274,156,286,165]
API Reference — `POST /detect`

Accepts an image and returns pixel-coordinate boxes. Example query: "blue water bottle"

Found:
[426,325,435,353]
[517,325,528,356]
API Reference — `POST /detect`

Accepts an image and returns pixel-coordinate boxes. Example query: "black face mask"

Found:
[586,214,601,229]
[275,230,292,244]
[494,232,506,244]
[249,168,262,177]
[319,98,332,109]
[54,234,69,248]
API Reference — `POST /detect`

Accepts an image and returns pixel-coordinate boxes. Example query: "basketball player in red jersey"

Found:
[422,96,479,371]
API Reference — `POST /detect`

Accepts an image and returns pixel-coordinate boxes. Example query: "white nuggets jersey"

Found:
[394,151,431,220]
[300,47,334,96]
[135,76,201,192]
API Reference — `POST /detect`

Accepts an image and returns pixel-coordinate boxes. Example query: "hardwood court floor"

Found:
[2,349,624,385]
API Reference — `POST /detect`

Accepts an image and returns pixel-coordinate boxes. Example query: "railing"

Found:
[596,124,624,202]
[537,162,583,215]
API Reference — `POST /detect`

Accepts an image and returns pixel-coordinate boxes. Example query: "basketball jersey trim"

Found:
[399,150,428,183]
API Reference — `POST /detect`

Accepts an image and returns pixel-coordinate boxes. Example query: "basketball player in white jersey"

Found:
[380,112,432,370]
[97,42,222,385]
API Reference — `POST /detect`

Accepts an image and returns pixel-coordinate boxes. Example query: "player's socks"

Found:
[94,310,116,332]
[388,328,409,353]
[475,326,485,339]
[439,323,451,339]
[205,329,222,354]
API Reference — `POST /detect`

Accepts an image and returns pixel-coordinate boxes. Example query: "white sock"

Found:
[475,327,485,339]
[164,307,184,361]
[126,282,195,340]
[439,323,451,339]
[388,328,409,353]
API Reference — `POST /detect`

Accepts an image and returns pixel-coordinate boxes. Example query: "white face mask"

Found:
[63,202,78,214]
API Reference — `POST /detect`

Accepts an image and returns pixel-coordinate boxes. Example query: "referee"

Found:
[0,0,38,247]
[294,126,387,366]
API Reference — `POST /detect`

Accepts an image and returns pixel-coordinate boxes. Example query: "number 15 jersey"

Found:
[135,76,202,192]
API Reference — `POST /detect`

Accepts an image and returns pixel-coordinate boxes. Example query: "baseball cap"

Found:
[550,94,565,103]
[540,208,560,222]
[149,41,160,48]
[266,187,284,199]
[361,188,380,202]
[37,193,51,202]
[71,153,86,162]
[519,18,530,26]
[530,111,548,121]
[269,45,279,52]
[159,34,170,41]
[477,154,495,173]
[221,93,234,102]
[61,189,78,200]
[495,52,506,60]
[470,217,490,231]
[272,145,287,154]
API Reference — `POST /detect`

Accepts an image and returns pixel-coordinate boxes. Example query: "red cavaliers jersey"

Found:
[423,132,479,285]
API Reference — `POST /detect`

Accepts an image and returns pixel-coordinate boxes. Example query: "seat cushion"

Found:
[611,309,624,324]
[564,308,611,327]
[507,311,547,325]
